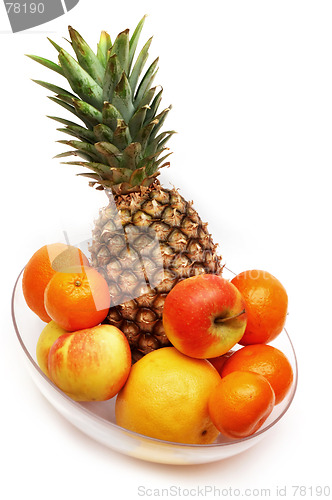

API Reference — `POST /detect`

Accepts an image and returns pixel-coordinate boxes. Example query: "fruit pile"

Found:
[21,19,294,447]
[22,242,293,444]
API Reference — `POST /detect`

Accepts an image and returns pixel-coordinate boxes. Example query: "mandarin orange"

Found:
[22,243,89,322]
[208,370,275,439]
[231,269,288,345]
[44,267,110,331]
[221,344,293,404]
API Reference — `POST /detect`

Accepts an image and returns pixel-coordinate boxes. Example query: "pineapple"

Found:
[28,17,223,362]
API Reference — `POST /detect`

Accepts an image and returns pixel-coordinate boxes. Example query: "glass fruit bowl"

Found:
[11,267,298,465]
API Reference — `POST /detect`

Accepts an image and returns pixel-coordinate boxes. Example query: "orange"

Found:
[208,370,275,439]
[22,243,89,322]
[221,344,293,404]
[44,267,111,331]
[231,269,288,345]
[115,347,221,444]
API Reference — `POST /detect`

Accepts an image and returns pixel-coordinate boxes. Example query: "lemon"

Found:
[115,347,221,444]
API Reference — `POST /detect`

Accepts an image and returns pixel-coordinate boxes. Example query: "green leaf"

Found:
[129,166,147,186]
[97,31,112,66]
[110,29,130,75]
[145,152,172,176]
[129,104,150,139]
[77,172,102,181]
[95,142,121,168]
[129,15,147,72]
[47,37,62,52]
[128,37,152,95]
[157,131,176,151]
[111,167,133,184]
[57,125,96,143]
[141,176,160,188]
[72,98,103,127]
[32,80,77,99]
[122,142,142,170]
[65,161,114,180]
[135,119,158,151]
[85,163,114,179]
[68,26,105,87]
[113,119,132,150]
[54,93,75,105]
[47,116,82,127]
[145,130,176,155]
[112,73,135,123]
[54,150,92,161]
[139,147,169,166]
[58,49,103,110]
[93,124,113,143]
[149,106,172,142]
[57,139,102,162]
[103,54,122,102]
[48,96,83,123]
[26,54,64,76]
[102,102,123,130]
[135,57,158,104]
[145,87,163,123]
[48,114,97,134]
[135,86,156,111]
[78,167,133,187]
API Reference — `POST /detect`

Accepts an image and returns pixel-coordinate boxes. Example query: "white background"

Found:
[1,0,331,498]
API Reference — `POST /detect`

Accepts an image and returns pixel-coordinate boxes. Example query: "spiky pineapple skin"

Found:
[90,182,222,362]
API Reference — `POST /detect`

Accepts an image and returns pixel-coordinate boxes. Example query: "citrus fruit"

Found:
[208,370,275,439]
[22,243,89,322]
[50,246,89,272]
[115,347,221,444]
[44,267,111,331]
[36,320,68,377]
[221,344,294,404]
[231,269,288,345]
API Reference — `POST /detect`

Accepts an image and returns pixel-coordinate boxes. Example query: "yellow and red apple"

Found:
[163,274,247,359]
[36,320,68,377]
[48,324,131,401]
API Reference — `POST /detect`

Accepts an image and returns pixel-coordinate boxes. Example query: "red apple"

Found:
[207,350,235,376]
[163,274,247,359]
[48,324,131,401]
[36,320,68,378]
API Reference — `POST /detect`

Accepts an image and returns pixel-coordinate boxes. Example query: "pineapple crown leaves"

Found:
[27,16,175,194]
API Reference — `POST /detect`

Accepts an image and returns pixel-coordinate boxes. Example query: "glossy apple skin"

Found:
[163,274,247,359]
[36,321,68,377]
[48,324,131,401]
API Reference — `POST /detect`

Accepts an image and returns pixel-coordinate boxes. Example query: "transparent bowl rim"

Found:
[12,267,298,449]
